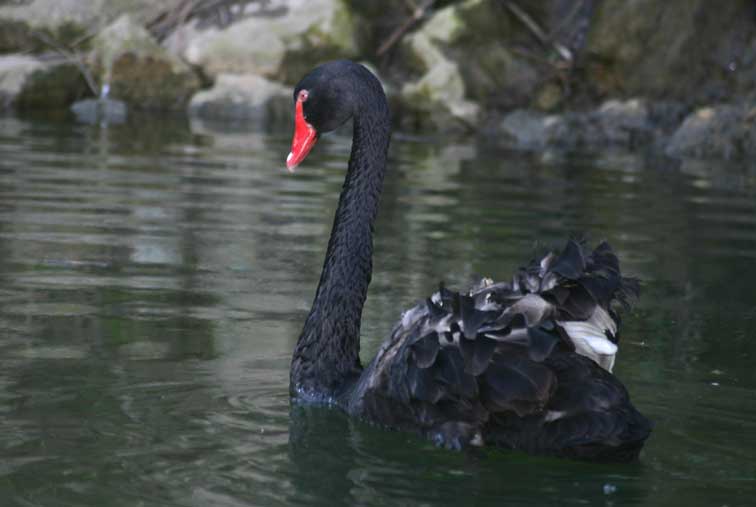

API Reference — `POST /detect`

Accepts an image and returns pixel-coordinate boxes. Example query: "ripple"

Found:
[0,117,755,507]
[1,302,99,317]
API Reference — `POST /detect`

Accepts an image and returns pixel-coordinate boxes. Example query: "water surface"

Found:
[1,114,755,506]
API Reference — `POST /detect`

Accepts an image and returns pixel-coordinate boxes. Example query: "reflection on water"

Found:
[1,113,755,506]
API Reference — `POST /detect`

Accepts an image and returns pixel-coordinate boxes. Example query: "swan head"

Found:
[286,60,366,171]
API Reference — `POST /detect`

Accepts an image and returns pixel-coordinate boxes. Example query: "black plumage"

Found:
[348,239,649,460]
[288,60,651,462]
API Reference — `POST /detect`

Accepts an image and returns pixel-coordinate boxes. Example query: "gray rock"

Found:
[165,0,357,83]
[0,0,173,28]
[0,0,184,52]
[0,55,45,109]
[400,57,480,130]
[589,99,653,146]
[585,0,754,104]
[188,74,292,123]
[498,99,653,152]
[396,0,542,131]
[498,110,566,150]
[396,1,480,130]
[70,98,128,124]
[665,105,750,159]
[0,54,87,110]
[91,14,200,110]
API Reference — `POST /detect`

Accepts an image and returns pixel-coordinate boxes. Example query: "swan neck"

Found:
[291,93,390,399]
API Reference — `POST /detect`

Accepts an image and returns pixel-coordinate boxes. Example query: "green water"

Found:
[0,114,755,506]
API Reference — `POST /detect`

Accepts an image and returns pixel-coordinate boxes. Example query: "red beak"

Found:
[286,96,317,172]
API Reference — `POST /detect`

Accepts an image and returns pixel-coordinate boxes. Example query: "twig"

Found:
[147,0,202,41]
[29,31,99,96]
[147,0,269,41]
[503,1,573,63]
[548,0,585,42]
[377,0,436,57]
[69,26,100,50]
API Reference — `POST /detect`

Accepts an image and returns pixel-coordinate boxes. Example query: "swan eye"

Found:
[298,90,309,102]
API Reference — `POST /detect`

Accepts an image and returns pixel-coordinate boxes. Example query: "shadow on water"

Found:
[0,111,755,506]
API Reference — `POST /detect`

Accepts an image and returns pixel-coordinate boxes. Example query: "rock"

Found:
[0,0,183,53]
[399,58,480,130]
[396,1,480,130]
[396,0,542,130]
[0,0,95,51]
[91,14,200,110]
[591,99,652,146]
[497,99,654,152]
[0,55,44,109]
[647,101,690,133]
[165,0,357,84]
[188,74,292,124]
[665,105,752,159]
[70,97,128,124]
[498,100,756,159]
[498,110,565,150]
[0,54,88,110]
[585,0,755,104]
[743,107,756,156]
[533,82,564,112]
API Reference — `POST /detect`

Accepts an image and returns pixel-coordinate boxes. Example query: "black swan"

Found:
[286,60,651,462]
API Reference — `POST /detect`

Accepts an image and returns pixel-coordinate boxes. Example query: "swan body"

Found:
[286,60,651,461]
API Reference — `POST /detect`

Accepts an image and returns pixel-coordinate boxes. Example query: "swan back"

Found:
[349,240,648,459]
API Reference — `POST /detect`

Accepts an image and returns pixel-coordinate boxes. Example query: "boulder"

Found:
[0,55,44,109]
[91,14,200,110]
[399,57,480,131]
[585,0,756,104]
[665,105,754,159]
[497,99,655,152]
[591,99,652,146]
[396,0,542,130]
[165,0,357,84]
[70,98,128,124]
[0,54,88,110]
[0,0,183,53]
[188,74,292,124]
[498,110,565,150]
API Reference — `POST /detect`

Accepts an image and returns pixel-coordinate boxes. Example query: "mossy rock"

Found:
[0,18,89,54]
[0,0,185,54]
[188,73,292,123]
[586,0,755,103]
[277,2,356,84]
[169,0,357,84]
[0,54,89,110]
[108,53,198,111]
[0,18,37,53]
[395,0,542,129]
[91,14,201,110]
[533,82,564,112]
[15,61,89,109]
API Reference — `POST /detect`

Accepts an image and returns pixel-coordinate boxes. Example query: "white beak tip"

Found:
[286,152,297,173]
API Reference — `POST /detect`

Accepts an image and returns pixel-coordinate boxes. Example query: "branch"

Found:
[147,0,273,41]
[377,0,436,57]
[503,1,573,63]
[548,0,586,41]
[29,31,99,97]
[147,0,202,41]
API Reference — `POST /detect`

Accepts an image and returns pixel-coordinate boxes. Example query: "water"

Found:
[0,113,755,506]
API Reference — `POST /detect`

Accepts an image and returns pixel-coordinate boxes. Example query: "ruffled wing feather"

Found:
[354,240,649,460]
